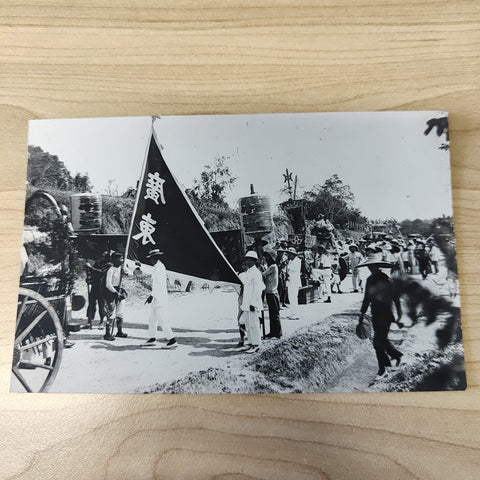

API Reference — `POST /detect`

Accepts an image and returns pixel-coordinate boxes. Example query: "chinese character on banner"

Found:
[132,213,157,245]
[144,171,166,205]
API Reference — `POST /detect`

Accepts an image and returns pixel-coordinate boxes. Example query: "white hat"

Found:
[244,250,259,260]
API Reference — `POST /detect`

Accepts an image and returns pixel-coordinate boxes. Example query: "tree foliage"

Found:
[28,145,73,190]
[185,156,240,231]
[28,145,92,193]
[302,174,366,228]
[72,173,92,193]
[189,156,238,207]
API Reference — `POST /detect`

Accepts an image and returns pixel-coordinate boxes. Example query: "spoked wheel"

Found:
[11,288,64,392]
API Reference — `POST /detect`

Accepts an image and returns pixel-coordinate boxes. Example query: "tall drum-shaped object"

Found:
[70,194,102,232]
[239,194,273,237]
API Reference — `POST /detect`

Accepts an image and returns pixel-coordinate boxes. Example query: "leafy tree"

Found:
[27,145,73,190]
[190,156,238,207]
[303,174,365,228]
[72,173,92,193]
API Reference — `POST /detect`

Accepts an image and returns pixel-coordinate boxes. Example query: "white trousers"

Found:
[148,304,174,340]
[313,269,331,297]
[241,311,261,346]
[287,283,300,314]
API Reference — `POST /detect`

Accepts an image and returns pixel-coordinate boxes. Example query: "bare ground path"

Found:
[26,283,365,394]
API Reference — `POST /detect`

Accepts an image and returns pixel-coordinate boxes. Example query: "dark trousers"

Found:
[87,285,106,322]
[278,275,288,305]
[418,260,429,280]
[266,292,282,337]
[372,320,402,373]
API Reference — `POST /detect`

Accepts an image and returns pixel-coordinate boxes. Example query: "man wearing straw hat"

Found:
[144,248,177,348]
[357,253,403,379]
[239,250,265,353]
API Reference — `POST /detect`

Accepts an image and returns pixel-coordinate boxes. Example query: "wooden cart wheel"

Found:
[11,288,64,393]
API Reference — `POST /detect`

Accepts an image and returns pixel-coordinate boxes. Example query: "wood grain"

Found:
[1,1,479,478]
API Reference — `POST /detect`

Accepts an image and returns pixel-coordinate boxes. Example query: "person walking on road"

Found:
[357,254,403,379]
[144,249,177,348]
[415,242,431,280]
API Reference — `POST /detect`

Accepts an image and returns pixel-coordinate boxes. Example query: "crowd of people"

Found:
[81,230,450,378]
[235,231,447,375]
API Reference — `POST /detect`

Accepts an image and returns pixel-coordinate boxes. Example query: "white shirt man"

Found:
[318,250,333,302]
[240,250,265,352]
[348,245,364,292]
[429,244,440,274]
[286,247,302,318]
[144,249,176,348]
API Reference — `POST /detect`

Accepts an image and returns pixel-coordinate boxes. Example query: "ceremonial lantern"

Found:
[239,185,273,258]
[70,194,102,232]
[239,185,273,237]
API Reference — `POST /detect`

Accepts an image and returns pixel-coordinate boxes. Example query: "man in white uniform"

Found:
[239,250,265,353]
[144,249,177,348]
[286,247,302,319]
[318,246,333,303]
[348,244,364,293]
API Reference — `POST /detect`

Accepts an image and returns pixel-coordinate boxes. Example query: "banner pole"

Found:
[124,119,154,267]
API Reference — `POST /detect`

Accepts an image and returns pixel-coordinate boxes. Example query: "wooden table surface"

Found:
[1,1,479,479]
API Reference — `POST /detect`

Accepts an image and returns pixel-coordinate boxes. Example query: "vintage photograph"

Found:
[11,112,465,394]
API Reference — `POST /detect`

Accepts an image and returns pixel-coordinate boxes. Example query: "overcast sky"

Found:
[28,111,452,221]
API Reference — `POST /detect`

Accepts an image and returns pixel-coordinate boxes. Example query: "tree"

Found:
[27,145,73,190]
[190,156,238,207]
[303,174,364,228]
[72,173,92,193]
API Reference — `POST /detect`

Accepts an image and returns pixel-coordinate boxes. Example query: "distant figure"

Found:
[133,260,143,283]
[428,242,440,274]
[286,247,302,319]
[330,259,343,294]
[357,255,403,379]
[348,244,363,293]
[312,246,332,303]
[415,243,431,280]
[277,244,289,308]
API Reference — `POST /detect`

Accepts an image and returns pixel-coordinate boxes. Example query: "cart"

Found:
[11,190,77,393]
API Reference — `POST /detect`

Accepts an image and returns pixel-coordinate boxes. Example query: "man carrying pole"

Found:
[103,252,128,341]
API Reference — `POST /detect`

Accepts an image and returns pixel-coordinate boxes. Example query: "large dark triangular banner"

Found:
[126,133,241,285]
